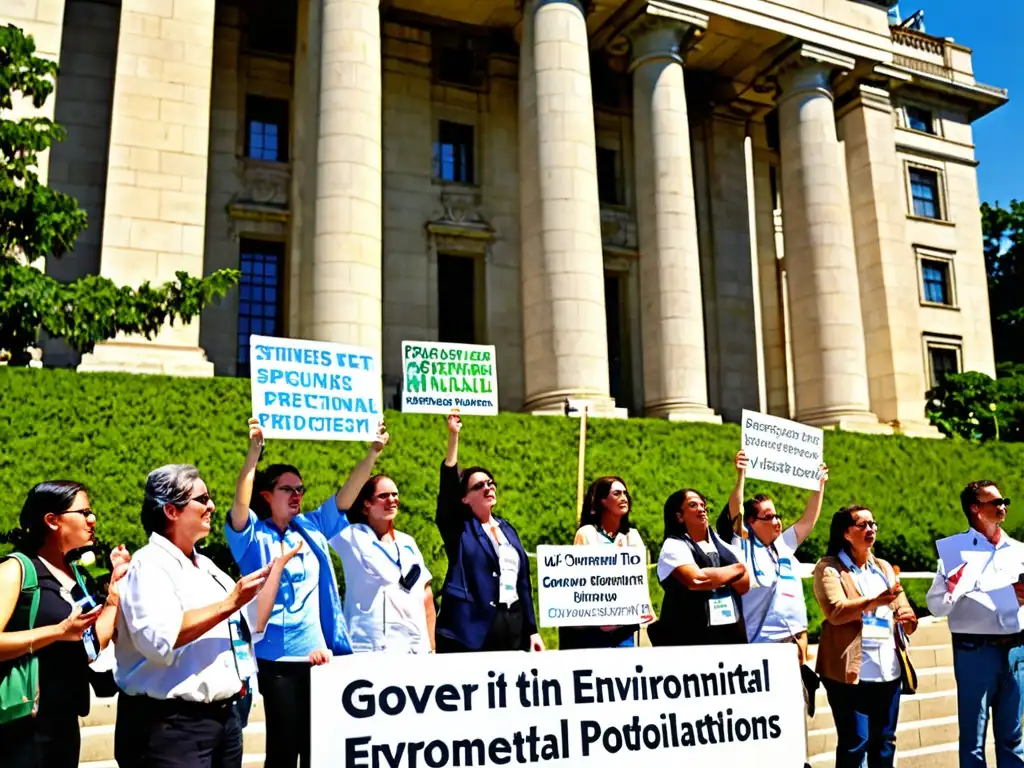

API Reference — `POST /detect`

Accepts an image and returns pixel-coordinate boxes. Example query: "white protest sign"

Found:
[401,340,499,415]
[740,409,823,491]
[250,335,382,441]
[537,545,653,628]
[311,644,806,768]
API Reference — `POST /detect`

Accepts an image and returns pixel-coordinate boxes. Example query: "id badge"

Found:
[497,545,519,605]
[74,595,100,663]
[708,592,738,626]
[229,617,256,680]
[862,614,891,647]
[778,559,800,599]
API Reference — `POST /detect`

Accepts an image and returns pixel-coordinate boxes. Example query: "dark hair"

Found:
[825,505,871,557]
[743,494,774,526]
[961,480,997,522]
[459,466,495,501]
[663,488,706,539]
[252,464,302,520]
[348,474,394,526]
[580,476,632,536]
[141,464,201,536]
[13,481,88,553]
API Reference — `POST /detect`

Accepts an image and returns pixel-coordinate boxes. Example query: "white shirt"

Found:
[730,526,809,642]
[838,552,900,683]
[574,525,644,549]
[657,534,722,582]
[330,526,432,654]
[926,528,1024,635]
[115,533,254,702]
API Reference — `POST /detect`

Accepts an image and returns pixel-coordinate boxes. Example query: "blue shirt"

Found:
[225,496,350,660]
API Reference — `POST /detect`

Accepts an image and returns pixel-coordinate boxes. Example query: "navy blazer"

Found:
[434,462,538,650]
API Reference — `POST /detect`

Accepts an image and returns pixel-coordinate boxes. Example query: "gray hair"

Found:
[141,464,201,535]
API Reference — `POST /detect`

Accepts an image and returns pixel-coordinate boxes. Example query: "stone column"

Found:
[627,15,718,422]
[775,45,884,431]
[838,84,940,437]
[518,0,622,416]
[78,0,218,376]
[310,0,382,357]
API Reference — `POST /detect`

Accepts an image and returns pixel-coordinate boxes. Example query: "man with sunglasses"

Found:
[927,480,1024,767]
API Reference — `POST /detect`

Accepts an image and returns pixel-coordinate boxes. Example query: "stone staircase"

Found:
[79,618,971,767]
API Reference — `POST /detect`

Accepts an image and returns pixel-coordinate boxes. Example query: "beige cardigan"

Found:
[812,554,918,684]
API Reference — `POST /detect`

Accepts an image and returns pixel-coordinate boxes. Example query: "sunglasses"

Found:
[276,485,306,497]
[470,479,497,492]
[852,521,879,531]
[189,494,212,506]
[982,498,1011,508]
[755,514,781,523]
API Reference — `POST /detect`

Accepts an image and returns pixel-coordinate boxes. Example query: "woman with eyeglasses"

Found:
[434,414,543,654]
[561,477,646,650]
[812,506,917,768]
[224,417,389,768]
[329,475,436,654]
[0,481,129,768]
[114,465,269,768]
[650,488,749,647]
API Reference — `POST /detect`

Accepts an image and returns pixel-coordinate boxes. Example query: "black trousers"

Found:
[113,692,243,768]
[257,658,312,768]
[436,601,527,653]
[0,708,80,768]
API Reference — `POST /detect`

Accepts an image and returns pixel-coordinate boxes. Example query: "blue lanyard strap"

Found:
[372,539,402,571]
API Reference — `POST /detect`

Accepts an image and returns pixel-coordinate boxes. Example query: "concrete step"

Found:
[810,736,995,768]
[809,714,961,757]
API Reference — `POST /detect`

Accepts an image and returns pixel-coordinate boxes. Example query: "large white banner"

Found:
[250,335,383,441]
[310,645,806,767]
[401,340,499,415]
[740,409,824,491]
[537,545,653,628]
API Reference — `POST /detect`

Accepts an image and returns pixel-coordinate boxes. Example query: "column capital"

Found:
[774,43,855,102]
[835,82,894,120]
[625,7,708,71]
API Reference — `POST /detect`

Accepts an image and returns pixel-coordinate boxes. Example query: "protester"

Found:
[115,464,269,768]
[330,475,436,653]
[225,417,389,768]
[652,488,749,646]
[0,481,129,768]
[926,481,1024,767]
[812,506,916,768]
[434,414,543,653]
[560,476,645,649]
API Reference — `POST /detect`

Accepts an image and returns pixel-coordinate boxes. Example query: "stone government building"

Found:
[6,0,1006,434]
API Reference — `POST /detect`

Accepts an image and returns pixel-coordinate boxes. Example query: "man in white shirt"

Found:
[926,480,1024,768]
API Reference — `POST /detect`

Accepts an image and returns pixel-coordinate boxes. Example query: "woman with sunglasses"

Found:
[812,506,917,768]
[434,414,543,654]
[561,477,646,649]
[224,417,389,768]
[329,475,435,654]
[0,481,129,768]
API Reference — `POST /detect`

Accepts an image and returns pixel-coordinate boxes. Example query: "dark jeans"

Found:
[0,708,80,768]
[257,658,312,768]
[437,602,527,653]
[952,636,1024,767]
[822,678,901,768]
[113,692,243,768]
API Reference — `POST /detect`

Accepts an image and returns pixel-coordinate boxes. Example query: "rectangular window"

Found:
[437,253,478,344]
[433,121,475,184]
[237,240,285,376]
[926,342,961,388]
[596,147,621,205]
[921,258,952,305]
[909,167,942,219]
[906,106,935,134]
[433,33,485,89]
[245,95,289,163]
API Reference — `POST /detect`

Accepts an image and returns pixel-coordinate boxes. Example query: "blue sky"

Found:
[902,1,1022,206]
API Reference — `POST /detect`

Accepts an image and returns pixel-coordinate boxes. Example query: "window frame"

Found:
[431,31,487,91]
[236,238,286,377]
[433,119,477,186]
[923,334,963,389]
[596,145,623,206]
[244,94,290,164]
[904,105,937,136]
[915,249,958,309]
[436,251,486,345]
[905,162,948,222]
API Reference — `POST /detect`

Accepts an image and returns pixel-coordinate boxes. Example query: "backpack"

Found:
[0,552,40,724]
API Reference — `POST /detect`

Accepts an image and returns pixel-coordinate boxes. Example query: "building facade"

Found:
[5,0,1006,432]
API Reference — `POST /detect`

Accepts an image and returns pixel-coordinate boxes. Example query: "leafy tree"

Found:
[0,24,238,365]
[982,200,1024,366]
[925,368,1024,442]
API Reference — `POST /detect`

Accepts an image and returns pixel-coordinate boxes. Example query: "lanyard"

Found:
[838,551,889,594]
[372,539,403,572]
[744,528,782,588]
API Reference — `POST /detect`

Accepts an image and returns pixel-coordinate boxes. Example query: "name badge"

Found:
[778,558,800,598]
[862,614,891,646]
[497,545,519,605]
[708,592,739,626]
[229,617,256,680]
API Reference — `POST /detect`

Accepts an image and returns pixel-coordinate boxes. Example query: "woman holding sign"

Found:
[651,488,749,646]
[224,417,389,768]
[812,506,917,768]
[561,477,646,649]
[434,414,543,653]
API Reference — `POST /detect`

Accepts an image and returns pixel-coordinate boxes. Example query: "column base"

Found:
[78,341,215,378]
[891,420,945,439]
[524,390,628,419]
[646,401,722,423]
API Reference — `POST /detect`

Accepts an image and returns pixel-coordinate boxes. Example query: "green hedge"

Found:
[2,368,1021,645]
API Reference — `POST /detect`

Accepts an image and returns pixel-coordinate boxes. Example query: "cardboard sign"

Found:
[537,545,653,628]
[401,341,498,415]
[740,410,824,491]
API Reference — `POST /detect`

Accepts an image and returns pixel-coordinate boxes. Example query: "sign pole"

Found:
[565,399,589,527]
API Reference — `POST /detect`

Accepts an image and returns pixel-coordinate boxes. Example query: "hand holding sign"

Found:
[246,417,264,463]
[447,413,462,435]
[735,450,749,477]
[370,421,390,455]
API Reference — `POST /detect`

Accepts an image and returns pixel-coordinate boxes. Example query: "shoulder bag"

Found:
[0,553,41,724]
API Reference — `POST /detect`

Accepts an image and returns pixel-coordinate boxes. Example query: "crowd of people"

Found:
[0,414,1020,768]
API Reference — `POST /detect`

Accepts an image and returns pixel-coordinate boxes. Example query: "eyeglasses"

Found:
[609,489,629,499]
[852,521,879,531]
[276,485,306,497]
[982,498,1011,508]
[755,514,781,523]
[470,479,496,492]
[374,491,399,501]
[58,508,95,518]
[189,494,212,506]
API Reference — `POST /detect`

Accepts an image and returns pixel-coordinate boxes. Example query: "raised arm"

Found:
[335,421,390,511]
[94,546,131,648]
[231,418,264,533]
[726,451,747,537]
[444,414,461,467]
[791,464,828,545]
[424,585,437,652]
